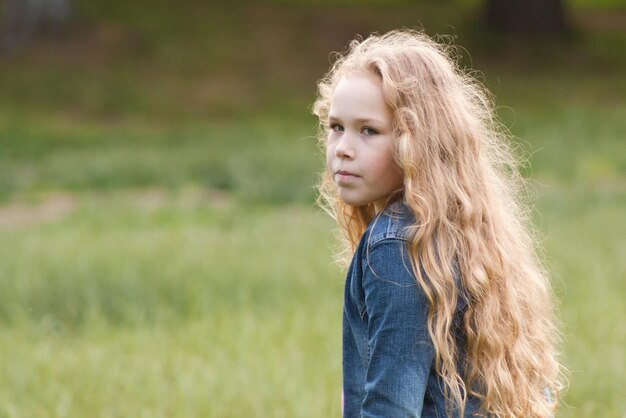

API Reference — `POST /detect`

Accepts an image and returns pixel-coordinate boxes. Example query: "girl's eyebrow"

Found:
[328,115,386,125]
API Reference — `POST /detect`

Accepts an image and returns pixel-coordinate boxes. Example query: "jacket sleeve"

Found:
[361,238,434,418]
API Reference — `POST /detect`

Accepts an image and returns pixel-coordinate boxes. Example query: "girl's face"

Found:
[326,73,403,208]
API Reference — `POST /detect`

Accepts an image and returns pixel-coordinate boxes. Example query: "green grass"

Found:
[0,114,322,204]
[0,2,625,417]
[1,314,340,417]
[0,196,344,417]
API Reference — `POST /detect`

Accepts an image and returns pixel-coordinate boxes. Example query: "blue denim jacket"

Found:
[342,201,483,417]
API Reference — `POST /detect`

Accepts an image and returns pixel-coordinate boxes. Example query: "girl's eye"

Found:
[362,127,378,136]
[329,123,344,132]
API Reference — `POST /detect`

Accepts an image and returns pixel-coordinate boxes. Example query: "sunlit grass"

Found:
[0,309,341,418]
[0,194,344,417]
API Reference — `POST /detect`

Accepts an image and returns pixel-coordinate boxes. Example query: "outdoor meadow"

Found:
[0,1,624,417]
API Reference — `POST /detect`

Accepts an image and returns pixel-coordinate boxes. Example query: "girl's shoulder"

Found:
[364,201,415,248]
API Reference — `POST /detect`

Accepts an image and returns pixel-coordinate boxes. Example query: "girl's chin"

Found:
[339,193,372,207]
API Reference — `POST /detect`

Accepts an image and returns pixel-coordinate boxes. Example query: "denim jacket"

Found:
[342,201,482,417]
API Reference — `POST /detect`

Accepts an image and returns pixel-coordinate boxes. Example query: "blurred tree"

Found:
[484,0,570,38]
[1,0,71,51]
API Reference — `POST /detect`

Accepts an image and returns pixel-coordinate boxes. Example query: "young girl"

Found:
[313,30,563,417]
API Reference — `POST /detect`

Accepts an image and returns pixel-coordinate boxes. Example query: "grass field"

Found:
[0,2,625,417]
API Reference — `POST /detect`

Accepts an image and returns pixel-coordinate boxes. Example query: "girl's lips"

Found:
[335,171,360,184]
[336,170,359,177]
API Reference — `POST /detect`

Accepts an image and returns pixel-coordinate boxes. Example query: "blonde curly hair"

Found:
[314,30,565,417]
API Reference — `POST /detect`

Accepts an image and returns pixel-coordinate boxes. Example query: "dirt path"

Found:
[0,193,77,228]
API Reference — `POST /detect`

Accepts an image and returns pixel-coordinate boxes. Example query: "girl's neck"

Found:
[372,191,404,214]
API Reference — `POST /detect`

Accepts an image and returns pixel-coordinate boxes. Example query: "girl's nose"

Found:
[335,136,355,159]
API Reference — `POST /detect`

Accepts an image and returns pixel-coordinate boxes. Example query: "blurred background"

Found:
[0,0,624,417]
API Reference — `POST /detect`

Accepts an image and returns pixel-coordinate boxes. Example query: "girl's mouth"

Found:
[335,170,360,184]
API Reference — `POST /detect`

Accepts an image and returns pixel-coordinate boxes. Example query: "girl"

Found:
[313,30,564,417]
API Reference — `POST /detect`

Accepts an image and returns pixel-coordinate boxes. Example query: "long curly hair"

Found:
[313,30,564,417]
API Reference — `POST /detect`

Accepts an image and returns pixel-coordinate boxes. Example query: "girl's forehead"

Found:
[333,72,382,96]
[337,68,379,84]
[329,74,391,122]
[332,74,383,99]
